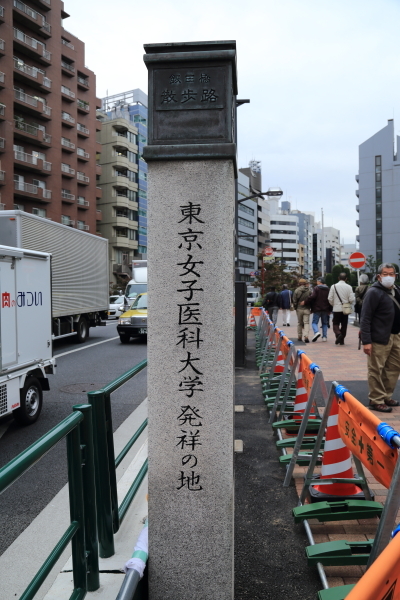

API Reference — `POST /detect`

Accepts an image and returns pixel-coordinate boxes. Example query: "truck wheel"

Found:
[14,377,43,426]
[76,317,89,343]
[119,334,130,344]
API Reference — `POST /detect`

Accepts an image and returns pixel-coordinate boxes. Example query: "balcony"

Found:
[77,123,89,137]
[96,119,102,132]
[77,99,89,113]
[0,71,4,89]
[61,217,75,227]
[0,39,4,57]
[61,85,75,101]
[13,58,52,92]
[14,120,51,147]
[14,181,51,202]
[77,76,89,90]
[61,60,75,76]
[29,0,51,10]
[61,191,75,203]
[356,204,359,213]
[14,89,52,119]
[0,137,5,152]
[62,38,74,50]
[61,112,75,127]
[355,189,359,197]
[13,1,51,38]
[356,219,359,228]
[61,138,75,152]
[13,28,51,65]
[96,164,102,176]
[61,164,75,178]
[77,223,89,231]
[14,150,51,173]
[77,172,89,184]
[96,209,102,221]
[96,187,102,199]
[356,235,360,243]
[0,103,5,120]
[77,197,89,208]
[77,148,89,161]
[0,170,5,184]
[0,5,4,23]
[355,174,359,183]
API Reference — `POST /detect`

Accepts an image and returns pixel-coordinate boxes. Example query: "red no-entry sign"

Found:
[263,246,274,256]
[349,252,366,270]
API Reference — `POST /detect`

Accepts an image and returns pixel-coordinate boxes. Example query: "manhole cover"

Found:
[60,383,106,395]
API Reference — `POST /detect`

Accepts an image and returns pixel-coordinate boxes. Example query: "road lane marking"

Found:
[55,336,120,358]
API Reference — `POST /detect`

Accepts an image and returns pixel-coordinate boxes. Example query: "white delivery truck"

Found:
[124,260,147,307]
[0,211,109,342]
[0,245,55,425]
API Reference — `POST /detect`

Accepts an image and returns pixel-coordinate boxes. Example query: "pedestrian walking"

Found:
[262,286,281,324]
[293,279,311,343]
[328,273,355,345]
[279,284,293,327]
[360,263,400,413]
[355,274,369,322]
[304,277,332,342]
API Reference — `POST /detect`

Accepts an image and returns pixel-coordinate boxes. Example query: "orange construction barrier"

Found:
[346,528,400,600]
[313,397,362,497]
[251,307,262,316]
[337,391,398,489]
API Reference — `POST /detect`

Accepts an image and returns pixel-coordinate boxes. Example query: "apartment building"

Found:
[237,170,257,282]
[0,0,101,231]
[97,89,148,283]
[313,224,341,272]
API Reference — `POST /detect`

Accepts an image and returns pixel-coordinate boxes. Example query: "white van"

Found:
[246,286,261,307]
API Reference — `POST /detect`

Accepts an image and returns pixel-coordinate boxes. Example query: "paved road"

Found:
[0,320,147,556]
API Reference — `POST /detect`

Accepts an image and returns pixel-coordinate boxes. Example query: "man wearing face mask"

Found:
[360,263,400,413]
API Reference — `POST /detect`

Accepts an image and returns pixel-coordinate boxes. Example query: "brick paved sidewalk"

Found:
[268,312,400,592]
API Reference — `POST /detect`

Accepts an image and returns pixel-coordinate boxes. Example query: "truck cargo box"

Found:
[0,211,108,319]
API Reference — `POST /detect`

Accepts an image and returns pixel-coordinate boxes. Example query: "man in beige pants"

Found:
[361,263,400,414]
[293,279,311,343]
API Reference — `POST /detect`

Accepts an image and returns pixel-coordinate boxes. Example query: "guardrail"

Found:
[87,359,148,558]
[0,358,148,598]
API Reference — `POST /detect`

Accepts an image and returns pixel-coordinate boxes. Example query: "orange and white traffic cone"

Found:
[293,361,308,412]
[248,312,257,329]
[310,397,364,501]
[274,346,285,374]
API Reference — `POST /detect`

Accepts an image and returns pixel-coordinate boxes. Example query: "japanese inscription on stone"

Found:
[176,201,205,491]
[155,66,225,111]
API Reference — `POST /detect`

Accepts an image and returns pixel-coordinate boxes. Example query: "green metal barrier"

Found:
[87,359,148,559]
[0,404,99,600]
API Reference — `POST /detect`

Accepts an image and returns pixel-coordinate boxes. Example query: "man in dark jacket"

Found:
[262,287,281,324]
[360,263,400,413]
[279,284,293,327]
[304,277,332,342]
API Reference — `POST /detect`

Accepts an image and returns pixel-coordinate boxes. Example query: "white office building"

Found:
[270,198,300,269]
[314,224,341,272]
[340,243,357,268]
[356,119,400,265]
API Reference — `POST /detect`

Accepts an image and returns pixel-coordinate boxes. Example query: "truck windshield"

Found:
[126,283,147,298]
[131,294,148,310]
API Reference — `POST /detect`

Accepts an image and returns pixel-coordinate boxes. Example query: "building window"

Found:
[138,208,147,217]
[239,203,254,216]
[238,216,254,229]
[138,245,147,253]
[32,207,46,217]
[238,259,254,268]
[138,226,147,236]
[375,155,382,264]
[238,245,254,256]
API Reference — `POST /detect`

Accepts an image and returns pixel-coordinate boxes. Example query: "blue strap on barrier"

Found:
[309,362,320,373]
[377,422,400,449]
[392,524,400,538]
[287,341,293,346]
[297,350,305,357]
[335,385,350,400]
[279,331,284,337]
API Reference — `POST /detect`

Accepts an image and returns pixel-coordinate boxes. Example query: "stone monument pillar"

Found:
[143,41,237,600]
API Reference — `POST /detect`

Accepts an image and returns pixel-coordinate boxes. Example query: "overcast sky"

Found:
[64,0,400,244]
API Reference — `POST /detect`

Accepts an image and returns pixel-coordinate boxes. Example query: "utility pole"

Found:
[321,208,325,276]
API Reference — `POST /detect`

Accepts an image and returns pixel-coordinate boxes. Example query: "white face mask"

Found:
[380,276,395,288]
